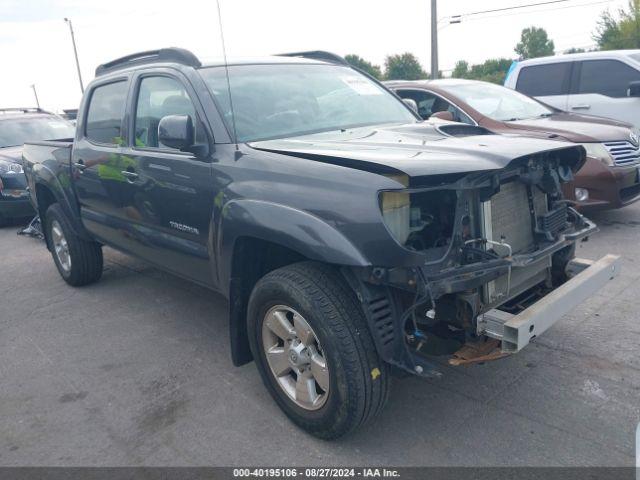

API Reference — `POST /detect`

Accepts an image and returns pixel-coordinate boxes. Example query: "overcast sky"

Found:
[0,0,628,112]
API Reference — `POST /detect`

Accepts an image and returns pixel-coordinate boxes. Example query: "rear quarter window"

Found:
[515,62,571,97]
[85,81,128,144]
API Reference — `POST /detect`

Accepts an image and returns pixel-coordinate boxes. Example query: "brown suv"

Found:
[388,79,640,211]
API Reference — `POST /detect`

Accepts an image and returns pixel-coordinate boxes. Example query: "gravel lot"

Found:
[1,205,639,467]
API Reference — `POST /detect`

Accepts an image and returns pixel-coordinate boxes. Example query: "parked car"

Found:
[0,108,75,225]
[388,79,640,210]
[504,50,640,129]
[23,48,620,439]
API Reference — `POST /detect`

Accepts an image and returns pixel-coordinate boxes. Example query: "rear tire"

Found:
[247,261,390,439]
[44,204,103,286]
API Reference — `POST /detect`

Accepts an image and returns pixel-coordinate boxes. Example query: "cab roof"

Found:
[94,48,347,77]
[199,56,335,68]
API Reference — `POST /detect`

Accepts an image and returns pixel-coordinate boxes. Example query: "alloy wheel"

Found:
[51,219,71,273]
[262,305,329,410]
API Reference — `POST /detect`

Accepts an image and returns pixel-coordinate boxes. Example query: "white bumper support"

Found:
[477,254,621,353]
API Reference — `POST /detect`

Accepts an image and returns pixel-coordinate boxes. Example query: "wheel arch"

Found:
[33,170,92,246]
[220,201,371,366]
[227,236,309,366]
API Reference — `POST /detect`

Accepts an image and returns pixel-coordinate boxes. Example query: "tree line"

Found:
[346,0,640,84]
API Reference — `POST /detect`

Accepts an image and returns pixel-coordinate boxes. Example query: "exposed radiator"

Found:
[482,181,550,307]
[487,181,547,254]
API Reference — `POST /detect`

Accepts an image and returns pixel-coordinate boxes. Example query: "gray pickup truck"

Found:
[22,48,620,439]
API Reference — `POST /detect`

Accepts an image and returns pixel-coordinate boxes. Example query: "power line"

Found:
[454,0,614,23]
[455,0,572,18]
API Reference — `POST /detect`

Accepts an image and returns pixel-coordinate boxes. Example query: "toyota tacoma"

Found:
[22,48,620,439]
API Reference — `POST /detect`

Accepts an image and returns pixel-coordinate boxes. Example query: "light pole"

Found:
[30,84,40,109]
[64,18,84,93]
[430,0,438,79]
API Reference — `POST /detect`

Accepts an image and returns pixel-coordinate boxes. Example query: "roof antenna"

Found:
[215,0,240,154]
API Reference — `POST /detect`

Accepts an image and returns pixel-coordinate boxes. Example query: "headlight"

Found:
[381,174,411,244]
[381,190,411,244]
[581,143,613,166]
[0,159,24,175]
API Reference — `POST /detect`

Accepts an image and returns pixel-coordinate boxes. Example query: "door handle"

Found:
[74,161,86,171]
[121,170,139,181]
[571,104,591,110]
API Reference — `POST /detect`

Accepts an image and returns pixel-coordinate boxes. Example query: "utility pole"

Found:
[430,0,438,79]
[64,18,84,93]
[30,84,40,109]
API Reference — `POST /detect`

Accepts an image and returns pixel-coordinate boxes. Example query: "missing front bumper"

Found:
[476,254,621,353]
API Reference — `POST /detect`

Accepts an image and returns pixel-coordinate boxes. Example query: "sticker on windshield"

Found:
[340,76,383,95]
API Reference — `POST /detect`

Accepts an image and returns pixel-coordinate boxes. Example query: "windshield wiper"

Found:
[0,144,20,148]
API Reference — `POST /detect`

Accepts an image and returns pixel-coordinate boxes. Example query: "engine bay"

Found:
[372,151,596,368]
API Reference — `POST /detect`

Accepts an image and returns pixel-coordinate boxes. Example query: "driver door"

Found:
[117,72,218,286]
[568,59,640,129]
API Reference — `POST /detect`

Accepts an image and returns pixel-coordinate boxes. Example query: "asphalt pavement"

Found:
[1,205,639,467]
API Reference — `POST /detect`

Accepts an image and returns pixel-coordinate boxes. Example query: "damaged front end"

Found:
[345,145,619,377]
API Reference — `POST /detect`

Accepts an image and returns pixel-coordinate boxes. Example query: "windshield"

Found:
[0,116,75,148]
[200,63,417,142]
[438,82,553,121]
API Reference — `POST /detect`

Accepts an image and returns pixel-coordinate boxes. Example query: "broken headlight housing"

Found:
[380,174,413,245]
[380,178,457,252]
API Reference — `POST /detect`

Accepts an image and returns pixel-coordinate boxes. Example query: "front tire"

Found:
[45,204,103,286]
[247,261,390,439]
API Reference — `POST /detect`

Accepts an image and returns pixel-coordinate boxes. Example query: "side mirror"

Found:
[430,111,455,122]
[158,114,194,151]
[402,98,419,113]
[628,81,640,98]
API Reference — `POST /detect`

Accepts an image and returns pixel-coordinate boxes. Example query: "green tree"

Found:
[564,47,587,54]
[451,58,513,84]
[594,0,640,50]
[384,53,428,80]
[452,60,470,79]
[344,54,383,80]
[515,27,555,59]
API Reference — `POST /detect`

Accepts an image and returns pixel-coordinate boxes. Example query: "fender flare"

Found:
[33,164,92,242]
[217,199,371,367]
[218,199,370,292]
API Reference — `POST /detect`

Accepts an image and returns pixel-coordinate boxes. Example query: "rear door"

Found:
[73,78,134,249]
[117,71,218,286]
[514,62,572,110]
[569,59,640,128]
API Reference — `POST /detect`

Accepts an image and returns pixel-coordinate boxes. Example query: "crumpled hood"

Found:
[0,146,23,164]
[504,112,634,143]
[249,123,583,177]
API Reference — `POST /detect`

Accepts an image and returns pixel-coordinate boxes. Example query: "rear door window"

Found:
[515,63,571,96]
[85,81,128,145]
[577,59,640,98]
